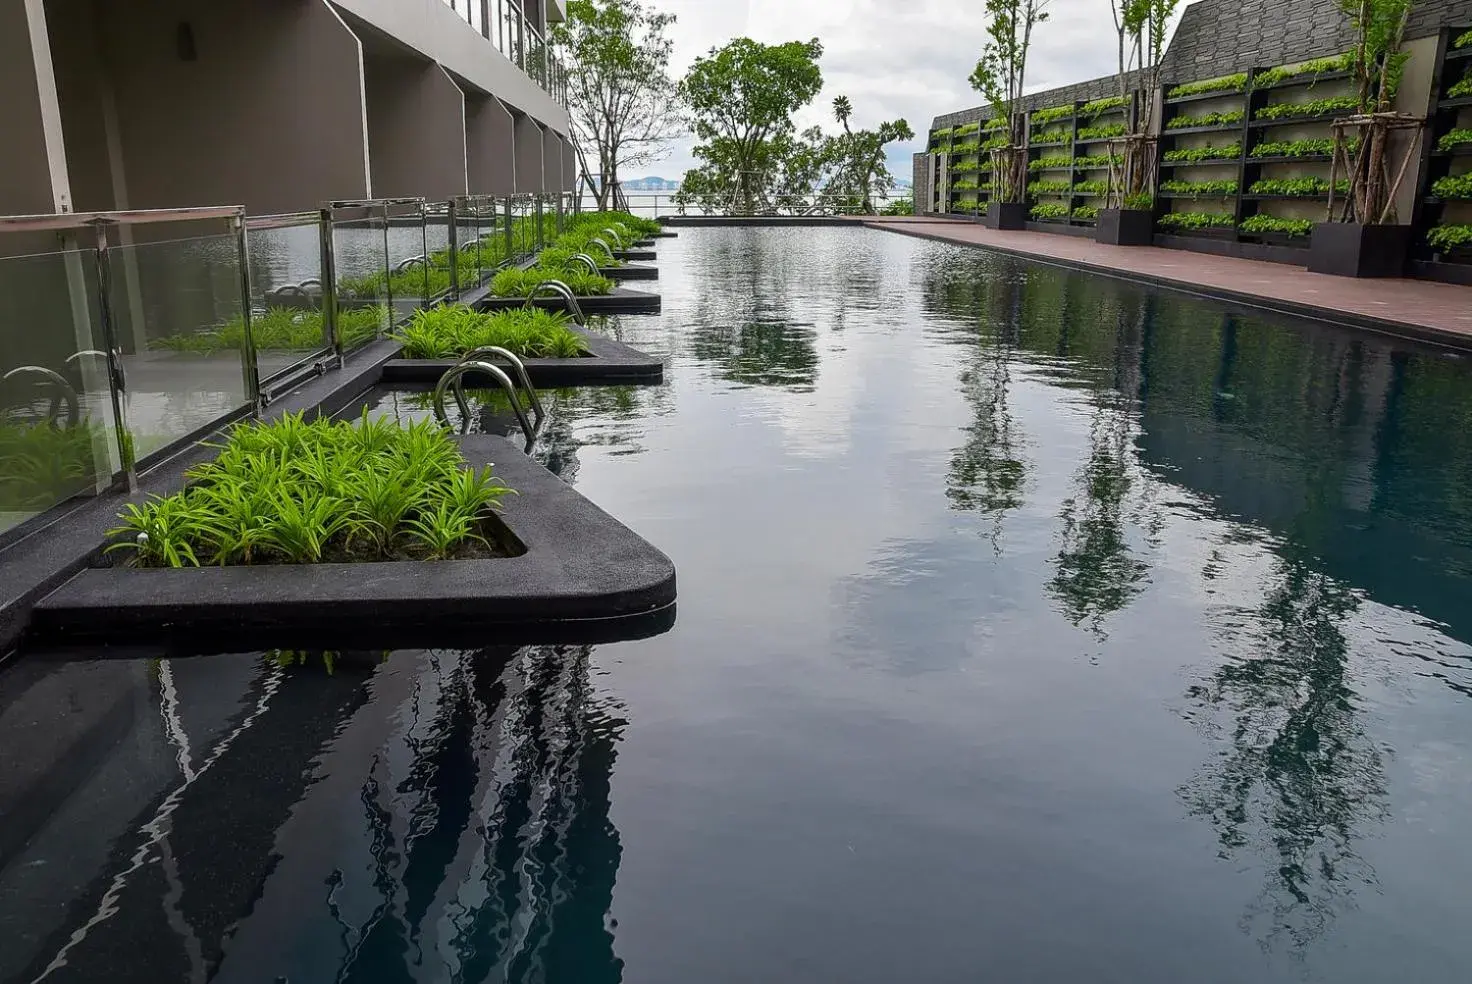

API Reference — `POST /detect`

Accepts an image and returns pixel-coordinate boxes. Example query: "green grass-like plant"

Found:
[1239,214,1313,237]
[106,412,513,567]
[0,420,108,515]
[150,306,387,355]
[1430,172,1472,199]
[1030,202,1069,219]
[1439,128,1472,151]
[1248,176,1348,196]
[1160,179,1239,197]
[390,305,588,359]
[1450,70,1472,99]
[1427,223,1472,251]
[1072,180,1108,196]
[1076,122,1127,141]
[1254,96,1358,121]
[1166,74,1248,99]
[489,266,615,298]
[1071,204,1100,220]
[952,178,980,191]
[1163,143,1241,163]
[1030,155,1074,170]
[1166,110,1243,130]
[1157,210,1235,230]
[1031,104,1074,125]
[1249,138,1339,158]
[1079,96,1128,118]
[1251,53,1352,89]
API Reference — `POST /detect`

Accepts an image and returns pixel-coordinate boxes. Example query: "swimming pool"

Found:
[3,226,1471,983]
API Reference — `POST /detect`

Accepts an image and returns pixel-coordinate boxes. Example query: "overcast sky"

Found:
[637,0,1189,183]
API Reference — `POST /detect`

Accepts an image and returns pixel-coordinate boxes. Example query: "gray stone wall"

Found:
[912,154,929,212]
[930,0,1472,131]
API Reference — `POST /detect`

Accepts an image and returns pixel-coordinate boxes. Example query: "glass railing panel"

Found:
[424,203,454,304]
[384,202,427,325]
[332,212,391,353]
[109,231,252,461]
[246,214,331,382]
[0,246,121,537]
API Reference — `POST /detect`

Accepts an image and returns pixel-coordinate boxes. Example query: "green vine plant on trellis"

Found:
[1106,0,1180,209]
[969,0,1050,204]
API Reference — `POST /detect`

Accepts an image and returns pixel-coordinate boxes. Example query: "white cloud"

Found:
[629,0,1187,182]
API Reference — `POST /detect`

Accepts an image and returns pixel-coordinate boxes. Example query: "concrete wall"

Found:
[49,0,369,214]
[364,54,468,199]
[562,139,577,194]
[332,0,569,134]
[513,111,545,193]
[1,0,69,214]
[466,90,516,196]
[542,129,564,192]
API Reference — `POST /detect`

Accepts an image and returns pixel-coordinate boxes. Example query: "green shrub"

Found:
[1456,30,1472,49]
[984,117,1007,131]
[1248,176,1348,196]
[1162,143,1241,162]
[952,178,980,191]
[107,412,513,567]
[390,305,588,360]
[1073,153,1121,169]
[1124,192,1155,210]
[1030,202,1069,219]
[1249,138,1338,158]
[1072,180,1109,196]
[1239,214,1313,237]
[1160,179,1239,197]
[952,140,982,153]
[1451,70,1472,99]
[1251,53,1351,89]
[1254,96,1357,121]
[1071,204,1100,220]
[1079,96,1128,118]
[1031,128,1072,146]
[1439,128,1472,151]
[881,198,915,216]
[954,122,980,136]
[1166,74,1248,98]
[1028,179,1073,196]
[1428,224,1472,251]
[1077,122,1127,141]
[1157,210,1235,230]
[981,135,1009,152]
[1166,110,1243,129]
[1031,104,1074,125]
[1030,155,1074,170]
[489,266,614,298]
[151,306,386,355]
[1430,173,1472,199]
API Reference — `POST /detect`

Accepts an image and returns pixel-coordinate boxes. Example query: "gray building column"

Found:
[562,139,578,195]
[542,129,564,193]
[365,56,468,200]
[466,90,516,196]
[1,0,71,214]
[512,110,545,194]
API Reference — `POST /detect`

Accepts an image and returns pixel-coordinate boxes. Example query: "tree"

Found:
[825,98,915,212]
[1107,0,1178,208]
[550,0,683,210]
[678,38,825,213]
[968,0,1049,203]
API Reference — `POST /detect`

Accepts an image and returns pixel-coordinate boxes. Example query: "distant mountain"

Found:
[622,176,681,191]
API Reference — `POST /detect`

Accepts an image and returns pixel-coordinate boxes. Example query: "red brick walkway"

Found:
[860,217,1472,348]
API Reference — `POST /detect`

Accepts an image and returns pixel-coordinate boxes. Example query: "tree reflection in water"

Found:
[1179,554,1388,954]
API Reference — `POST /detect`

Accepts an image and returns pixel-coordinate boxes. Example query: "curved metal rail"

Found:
[2,365,80,427]
[394,255,427,273]
[522,280,586,324]
[568,252,601,276]
[601,226,625,247]
[586,237,616,263]
[432,361,536,453]
[455,345,545,429]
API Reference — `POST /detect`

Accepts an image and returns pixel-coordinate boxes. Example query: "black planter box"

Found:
[1307,222,1413,278]
[1096,208,1154,246]
[984,202,1029,231]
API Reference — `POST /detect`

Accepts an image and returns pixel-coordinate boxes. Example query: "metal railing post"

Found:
[447,198,461,300]
[418,200,429,309]
[92,219,137,492]
[535,196,545,251]
[504,196,514,262]
[320,207,343,367]
[233,214,261,408]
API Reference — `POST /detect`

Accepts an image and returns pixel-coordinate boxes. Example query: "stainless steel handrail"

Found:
[455,345,545,428]
[432,361,536,453]
[2,366,81,427]
[522,280,586,324]
[569,252,601,275]
[587,237,615,263]
[601,226,625,247]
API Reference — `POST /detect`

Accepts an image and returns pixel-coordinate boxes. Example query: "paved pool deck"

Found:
[861,217,1472,350]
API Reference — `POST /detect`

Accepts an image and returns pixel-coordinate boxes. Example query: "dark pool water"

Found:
[4,227,1472,983]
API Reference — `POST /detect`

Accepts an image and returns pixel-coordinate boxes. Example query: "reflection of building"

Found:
[1,645,626,983]
[4,0,574,217]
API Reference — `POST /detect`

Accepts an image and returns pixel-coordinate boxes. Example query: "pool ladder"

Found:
[432,346,545,453]
[522,280,587,324]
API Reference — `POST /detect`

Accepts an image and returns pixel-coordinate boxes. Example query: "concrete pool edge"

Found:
[28,436,677,647]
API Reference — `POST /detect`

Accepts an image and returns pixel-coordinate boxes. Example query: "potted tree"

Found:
[1308,0,1423,277]
[969,0,1048,230]
[1098,0,1178,245]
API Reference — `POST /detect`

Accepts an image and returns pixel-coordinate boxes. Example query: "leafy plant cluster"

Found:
[955,122,981,136]
[390,305,588,360]
[1079,96,1128,118]
[1165,110,1243,129]
[1073,179,1109,196]
[1456,30,1472,49]
[1031,104,1075,125]
[1248,176,1348,196]
[1450,70,1472,99]
[1073,153,1121,168]
[1160,178,1238,197]
[1124,192,1156,209]
[1249,137,1343,158]
[952,139,982,153]
[1251,53,1352,89]
[1166,73,1248,99]
[1430,172,1472,199]
[1072,204,1101,220]
[151,306,386,356]
[1157,210,1235,230]
[952,178,981,191]
[1030,202,1070,219]
[490,266,615,298]
[1254,96,1358,121]
[1162,143,1240,162]
[0,420,106,513]
[981,134,1010,151]
[1239,214,1313,236]
[1427,223,1472,251]
[1076,122,1127,141]
[108,413,513,567]
[1439,128,1472,151]
[1028,179,1073,195]
[1030,154,1074,170]
[1031,128,1072,146]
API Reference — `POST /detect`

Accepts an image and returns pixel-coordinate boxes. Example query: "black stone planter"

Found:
[382,326,663,386]
[984,202,1029,231]
[1096,208,1154,247]
[601,263,659,281]
[478,287,662,315]
[1307,222,1413,278]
